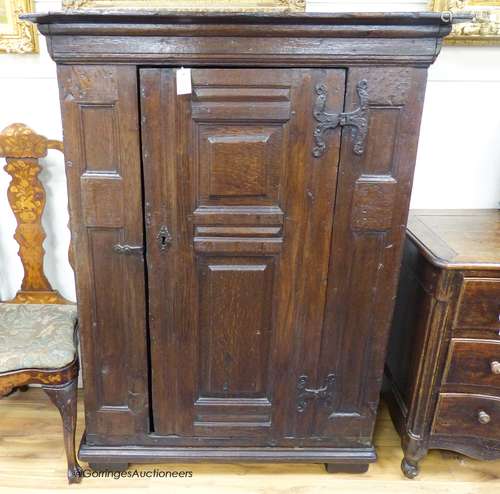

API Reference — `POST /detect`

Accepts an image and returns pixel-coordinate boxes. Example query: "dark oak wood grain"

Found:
[444,339,500,391]
[432,393,500,439]
[57,65,149,444]
[26,10,460,473]
[455,279,500,331]
[385,210,500,479]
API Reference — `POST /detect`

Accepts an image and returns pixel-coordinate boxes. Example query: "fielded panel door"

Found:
[140,68,345,442]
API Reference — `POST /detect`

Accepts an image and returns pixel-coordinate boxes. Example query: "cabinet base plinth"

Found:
[88,462,129,472]
[325,463,369,474]
[79,439,376,466]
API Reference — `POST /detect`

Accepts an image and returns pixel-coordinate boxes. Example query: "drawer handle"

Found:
[491,361,500,375]
[478,410,491,425]
[112,244,143,256]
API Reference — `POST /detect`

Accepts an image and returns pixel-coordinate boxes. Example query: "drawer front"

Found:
[454,278,500,331]
[444,339,500,390]
[433,394,500,440]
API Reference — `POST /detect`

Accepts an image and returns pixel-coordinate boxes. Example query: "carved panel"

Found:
[60,66,118,101]
[359,69,412,106]
[198,126,283,204]
[79,104,119,173]
[331,232,386,415]
[351,177,397,231]
[194,236,283,254]
[87,229,128,408]
[198,257,275,398]
[192,206,284,226]
[361,108,401,175]
[81,177,124,227]
[194,397,272,427]
[195,226,282,237]
[209,134,268,197]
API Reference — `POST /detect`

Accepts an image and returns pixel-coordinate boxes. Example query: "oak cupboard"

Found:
[26,10,467,473]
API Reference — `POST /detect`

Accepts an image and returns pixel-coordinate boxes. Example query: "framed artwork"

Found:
[0,0,37,53]
[429,0,500,44]
[61,0,305,11]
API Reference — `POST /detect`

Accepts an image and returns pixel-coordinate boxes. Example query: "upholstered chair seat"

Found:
[0,303,77,372]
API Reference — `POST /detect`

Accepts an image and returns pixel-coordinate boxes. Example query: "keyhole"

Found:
[157,226,172,251]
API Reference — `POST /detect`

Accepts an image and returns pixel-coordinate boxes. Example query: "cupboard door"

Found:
[140,68,345,441]
[312,67,429,443]
[58,66,149,443]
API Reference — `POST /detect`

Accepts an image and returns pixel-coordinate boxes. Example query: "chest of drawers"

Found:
[385,210,500,478]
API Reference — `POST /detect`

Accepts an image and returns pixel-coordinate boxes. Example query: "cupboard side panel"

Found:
[58,65,149,443]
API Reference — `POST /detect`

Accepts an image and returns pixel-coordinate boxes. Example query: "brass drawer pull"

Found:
[491,360,500,375]
[478,410,491,424]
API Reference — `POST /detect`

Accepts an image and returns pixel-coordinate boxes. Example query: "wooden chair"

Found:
[0,123,82,484]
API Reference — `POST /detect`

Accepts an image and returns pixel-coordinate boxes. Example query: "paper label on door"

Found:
[176,67,192,95]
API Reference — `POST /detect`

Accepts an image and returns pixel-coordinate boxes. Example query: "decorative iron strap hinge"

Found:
[312,79,369,158]
[112,243,144,256]
[296,373,336,413]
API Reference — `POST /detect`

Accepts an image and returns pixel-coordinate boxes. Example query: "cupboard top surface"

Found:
[25,10,464,66]
[407,210,500,270]
[24,10,471,27]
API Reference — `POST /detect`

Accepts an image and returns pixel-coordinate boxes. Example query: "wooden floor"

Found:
[0,389,499,493]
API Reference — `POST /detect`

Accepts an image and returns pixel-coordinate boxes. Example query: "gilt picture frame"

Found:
[61,0,305,12]
[429,0,500,44]
[0,0,37,53]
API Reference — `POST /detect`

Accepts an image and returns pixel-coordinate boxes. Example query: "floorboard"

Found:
[0,388,499,492]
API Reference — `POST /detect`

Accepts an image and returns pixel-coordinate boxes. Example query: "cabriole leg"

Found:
[43,378,82,484]
[401,436,427,479]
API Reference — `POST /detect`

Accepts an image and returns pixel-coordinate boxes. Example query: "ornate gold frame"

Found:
[61,0,305,11]
[429,1,500,44]
[0,0,38,53]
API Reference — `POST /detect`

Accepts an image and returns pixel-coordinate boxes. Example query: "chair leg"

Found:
[43,378,82,484]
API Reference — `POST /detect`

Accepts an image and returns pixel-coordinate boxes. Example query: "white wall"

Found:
[0,0,499,302]
[0,1,73,302]
[308,3,500,211]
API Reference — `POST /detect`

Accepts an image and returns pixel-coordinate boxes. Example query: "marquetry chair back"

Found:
[0,123,71,304]
[0,123,82,484]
